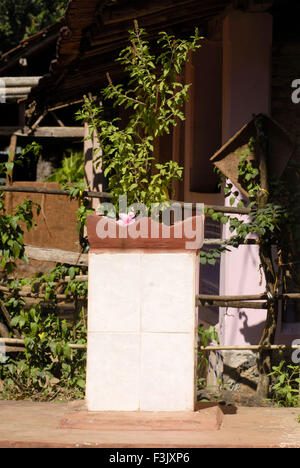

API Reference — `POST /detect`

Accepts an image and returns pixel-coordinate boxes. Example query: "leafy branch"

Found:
[76,22,203,211]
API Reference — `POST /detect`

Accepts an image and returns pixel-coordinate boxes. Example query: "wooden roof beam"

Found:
[0,126,84,138]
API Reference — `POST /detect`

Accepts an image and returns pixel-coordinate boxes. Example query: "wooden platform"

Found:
[0,400,300,448]
[59,402,223,432]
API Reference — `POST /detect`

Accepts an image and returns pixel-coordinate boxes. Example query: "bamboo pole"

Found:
[2,346,25,353]
[200,344,300,351]
[197,293,267,301]
[196,293,300,302]
[1,185,112,199]
[0,186,252,215]
[203,238,258,245]
[0,337,86,350]
[0,185,260,216]
[2,339,299,352]
[0,285,86,301]
[196,300,268,309]
[172,200,251,215]
[0,338,23,345]
[59,275,88,283]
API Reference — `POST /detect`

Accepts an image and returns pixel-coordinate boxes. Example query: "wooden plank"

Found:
[24,245,88,266]
[0,87,31,95]
[0,126,84,138]
[0,127,25,136]
[1,77,42,87]
[32,127,84,138]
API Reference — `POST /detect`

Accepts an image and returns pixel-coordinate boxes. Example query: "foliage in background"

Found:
[201,131,300,398]
[0,265,87,401]
[0,0,68,54]
[77,22,202,212]
[26,143,89,247]
[200,138,279,265]
[46,150,85,184]
[0,144,41,273]
[0,148,87,401]
[267,360,300,407]
[61,181,93,252]
[197,324,219,390]
[201,136,299,282]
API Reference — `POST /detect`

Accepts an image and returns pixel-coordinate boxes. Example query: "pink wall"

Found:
[220,10,272,345]
[220,10,300,345]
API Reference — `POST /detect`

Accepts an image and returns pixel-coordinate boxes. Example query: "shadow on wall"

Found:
[238,311,265,344]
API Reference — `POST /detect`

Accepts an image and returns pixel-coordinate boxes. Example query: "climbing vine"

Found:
[200,119,300,398]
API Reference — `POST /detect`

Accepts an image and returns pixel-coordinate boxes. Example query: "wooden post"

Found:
[7,134,17,185]
[6,134,17,214]
[254,114,278,399]
[84,122,103,211]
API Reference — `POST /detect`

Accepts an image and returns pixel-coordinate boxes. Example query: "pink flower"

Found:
[117,211,136,226]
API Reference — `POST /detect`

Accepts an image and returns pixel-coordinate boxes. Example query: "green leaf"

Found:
[77,378,85,389]
[63,344,72,360]
[30,322,38,335]
[5,162,14,172]
[207,258,216,265]
[69,267,76,280]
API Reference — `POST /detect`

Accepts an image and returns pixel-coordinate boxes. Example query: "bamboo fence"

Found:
[0,186,299,355]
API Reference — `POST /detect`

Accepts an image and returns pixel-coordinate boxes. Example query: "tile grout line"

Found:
[138,252,142,411]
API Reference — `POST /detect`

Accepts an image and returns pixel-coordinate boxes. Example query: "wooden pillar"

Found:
[84,123,103,211]
[6,134,17,214]
[183,54,195,203]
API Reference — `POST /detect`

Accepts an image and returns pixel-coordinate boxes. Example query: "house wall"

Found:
[271,15,300,341]
[204,7,300,392]
[220,10,272,347]
[218,8,300,347]
[182,45,224,206]
[5,181,80,276]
